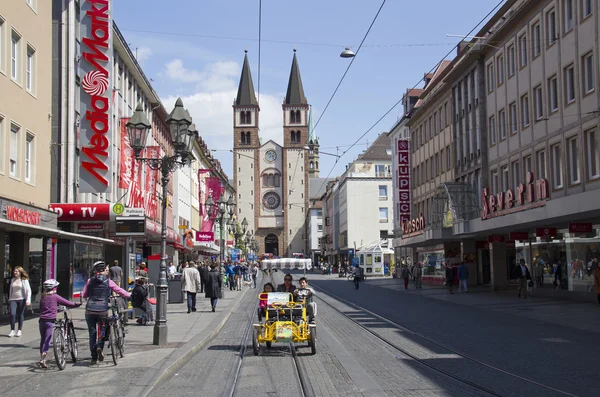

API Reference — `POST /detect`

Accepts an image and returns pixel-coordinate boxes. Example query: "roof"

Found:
[284,51,307,105]
[235,52,258,106]
[415,60,452,107]
[357,133,391,161]
[309,178,335,199]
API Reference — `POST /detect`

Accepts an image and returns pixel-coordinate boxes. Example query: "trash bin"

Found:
[168,279,184,303]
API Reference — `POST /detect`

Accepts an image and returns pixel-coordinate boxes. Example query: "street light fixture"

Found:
[127,98,196,346]
[205,193,234,297]
[340,47,356,58]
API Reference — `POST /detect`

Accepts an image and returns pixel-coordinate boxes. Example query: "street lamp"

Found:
[205,193,234,297]
[127,99,196,346]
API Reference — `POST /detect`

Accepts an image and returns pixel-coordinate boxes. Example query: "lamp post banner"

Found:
[198,169,208,226]
[118,118,132,189]
[201,177,225,232]
[79,0,113,193]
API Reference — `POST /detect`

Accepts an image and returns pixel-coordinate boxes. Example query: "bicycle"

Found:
[96,297,127,365]
[53,306,78,370]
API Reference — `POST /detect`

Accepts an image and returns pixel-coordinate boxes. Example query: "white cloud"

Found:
[162,59,284,176]
[135,46,152,63]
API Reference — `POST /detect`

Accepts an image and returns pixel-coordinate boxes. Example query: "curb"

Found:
[127,286,251,397]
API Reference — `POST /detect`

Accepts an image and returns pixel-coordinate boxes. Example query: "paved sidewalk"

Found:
[0,286,252,397]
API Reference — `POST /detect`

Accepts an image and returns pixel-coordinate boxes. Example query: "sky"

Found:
[113,0,501,178]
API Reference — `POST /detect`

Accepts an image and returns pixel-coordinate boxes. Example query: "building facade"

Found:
[306,178,333,264]
[233,50,316,258]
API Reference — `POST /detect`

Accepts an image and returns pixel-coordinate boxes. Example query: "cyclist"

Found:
[82,261,131,365]
[38,279,80,368]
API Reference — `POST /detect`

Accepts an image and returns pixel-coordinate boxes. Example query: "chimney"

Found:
[457,40,470,56]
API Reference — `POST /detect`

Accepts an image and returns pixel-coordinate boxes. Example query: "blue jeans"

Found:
[187,292,197,311]
[354,277,360,289]
[85,314,106,359]
[210,297,218,309]
[9,299,26,331]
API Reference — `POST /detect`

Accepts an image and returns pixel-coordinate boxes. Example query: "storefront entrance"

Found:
[264,234,279,257]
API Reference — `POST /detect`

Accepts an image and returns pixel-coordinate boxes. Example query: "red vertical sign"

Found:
[397,139,411,226]
[201,177,225,232]
[118,118,133,189]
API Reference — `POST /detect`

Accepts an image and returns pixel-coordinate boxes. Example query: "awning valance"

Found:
[0,218,115,244]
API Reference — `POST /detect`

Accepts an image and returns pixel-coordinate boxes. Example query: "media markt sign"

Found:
[79,0,113,193]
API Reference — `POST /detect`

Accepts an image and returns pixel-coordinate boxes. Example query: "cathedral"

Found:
[232,50,320,258]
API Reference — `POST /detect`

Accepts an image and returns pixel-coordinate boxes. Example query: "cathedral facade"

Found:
[232,50,319,258]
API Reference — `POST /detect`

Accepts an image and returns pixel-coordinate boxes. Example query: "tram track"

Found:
[313,288,579,397]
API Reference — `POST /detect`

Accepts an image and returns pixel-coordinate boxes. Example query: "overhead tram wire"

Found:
[313,0,508,198]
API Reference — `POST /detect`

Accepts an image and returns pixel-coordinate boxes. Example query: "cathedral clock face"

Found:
[262,192,281,210]
[265,150,277,163]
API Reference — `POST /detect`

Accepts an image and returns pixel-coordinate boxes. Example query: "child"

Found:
[38,279,80,368]
[257,283,275,322]
[131,277,154,324]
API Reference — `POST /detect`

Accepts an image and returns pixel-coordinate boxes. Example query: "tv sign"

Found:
[79,0,113,193]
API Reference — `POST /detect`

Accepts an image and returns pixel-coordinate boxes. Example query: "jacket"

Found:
[131,284,148,308]
[200,266,209,283]
[84,275,111,313]
[181,267,201,293]
[9,278,31,305]
[205,269,222,299]
[39,293,79,321]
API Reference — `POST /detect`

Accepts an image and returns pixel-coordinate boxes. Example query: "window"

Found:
[507,45,516,77]
[378,185,388,199]
[552,144,563,188]
[9,124,19,177]
[497,55,504,85]
[489,115,496,145]
[375,164,386,177]
[567,136,580,184]
[524,155,532,178]
[564,0,574,32]
[290,110,301,124]
[519,34,527,68]
[564,64,575,104]
[0,116,4,173]
[492,171,499,194]
[537,149,547,179]
[0,18,4,72]
[25,133,34,182]
[446,145,451,169]
[499,109,506,140]
[317,210,322,218]
[380,230,389,239]
[378,207,389,222]
[582,0,592,19]
[487,63,494,93]
[582,53,594,94]
[26,46,35,92]
[11,31,21,81]
[509,102,518,134]
[521,95,530,128]
[532,23,541,57]
[548,75,558,113]
[534,85,543,121]
[317,224,323,232]
[512,160,521,190]
[547,9,557,45]
[586,128,599,179]
[240,111,251,125]
[501,165,509,191]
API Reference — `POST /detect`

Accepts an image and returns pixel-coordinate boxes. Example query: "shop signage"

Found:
[196,231,214,242]
[401,213,425,236]
[536,227,557,237]
[79,0,114,193]
[49,203,123,222]
[397,139,411,226]
[509,232,529,241]
[77,223,104,232]
[481,172,550,220]
[3,205,42,225]
[569,222,592,233]
[488,235,506,243]
[115,217,146,236]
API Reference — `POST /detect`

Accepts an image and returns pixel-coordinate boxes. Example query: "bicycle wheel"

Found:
[68,321,78,362]
[116,322,125,358]
[110,323,119,365]
[53,326,67,370]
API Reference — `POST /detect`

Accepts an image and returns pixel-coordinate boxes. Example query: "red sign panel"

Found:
[488,235,506,243]
[201,177,225,232]
[509,232,529,241]
[536,227,557,237]
[569,223,592,233]
[397,139,411,226]
[4,205,42,225]
[196,231,214,242]
[481,172,550,220]
[49,203,121,222]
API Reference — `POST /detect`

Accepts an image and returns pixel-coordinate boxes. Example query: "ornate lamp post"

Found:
[127,99,197,346]
[205,193,234,297]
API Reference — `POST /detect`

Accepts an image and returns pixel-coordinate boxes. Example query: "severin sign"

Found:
[481,172,550,220]
[79,0,113,193]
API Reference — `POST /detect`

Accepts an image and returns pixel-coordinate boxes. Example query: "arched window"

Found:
[263,174,269,186]
[316,161,319,169]
[240,132,246,144]
[291,131,296,143]
[274,174,280,187]
[290,111,296,124]
[245,111,251,124]
[310,161,314,169]
[295,131,301,143]
[295,110,301,123]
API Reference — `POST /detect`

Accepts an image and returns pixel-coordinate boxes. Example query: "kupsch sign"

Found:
[481,172,550,220]
[79,0,113,193]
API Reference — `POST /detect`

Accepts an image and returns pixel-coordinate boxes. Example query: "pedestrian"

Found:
[226,263,235,290]
[445,264,455,294]
[7,266,31,337]
[513,259,532,299]
[593,262,600,305]
[131,277,155,323]
[136,262,148,278]
[458,262,469,293]
[353,266,361,290]
[109,260,122,287]
[168,261,177,279]
[251,264,258,288]
[181,262,201,313]
[401,265,410,290]
[200,263,209,294]
[413,263,423,289]
[37,279,80,368]
[29,265,41,303]
[205,264,222,312]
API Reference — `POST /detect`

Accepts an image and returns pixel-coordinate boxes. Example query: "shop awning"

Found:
[194,242,220,254]
[0,218,115,244]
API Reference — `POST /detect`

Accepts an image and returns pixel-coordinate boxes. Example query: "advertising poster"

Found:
[201,177,224,232]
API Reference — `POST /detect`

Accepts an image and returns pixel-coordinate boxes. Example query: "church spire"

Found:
[284,50,307,105]
[235,51,258,106]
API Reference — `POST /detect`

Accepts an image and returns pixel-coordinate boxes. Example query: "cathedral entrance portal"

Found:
[264,234,279,257]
